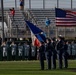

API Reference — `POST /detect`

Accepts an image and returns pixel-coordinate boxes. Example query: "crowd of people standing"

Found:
[38,36,68,70]
[0,35,76,70]
[0,40,36,61]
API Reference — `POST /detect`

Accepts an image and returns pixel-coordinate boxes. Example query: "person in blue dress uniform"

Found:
[56,36,64,69]
[45,38,52,70]
[63,40,68,68]
[39,41,45,70]
[50,38,57,69]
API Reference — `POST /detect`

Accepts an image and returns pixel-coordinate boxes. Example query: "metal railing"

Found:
[27,10,38,25]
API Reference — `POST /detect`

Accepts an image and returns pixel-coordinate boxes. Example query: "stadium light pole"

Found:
[16,25,18,40]
[57,0,59,8]
[15,0,17,9]
[71,0,73,9]
[1,0,5,42]
[29,0,31,9]
[43,0,45,9]
[23,0,25,10]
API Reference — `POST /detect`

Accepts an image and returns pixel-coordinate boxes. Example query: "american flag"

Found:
[55,8,76,26]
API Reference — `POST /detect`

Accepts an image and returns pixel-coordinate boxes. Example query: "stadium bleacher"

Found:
[0,8,76,38]
[0,9,31,38]
[28,9,55,27]
[27,9,76,38]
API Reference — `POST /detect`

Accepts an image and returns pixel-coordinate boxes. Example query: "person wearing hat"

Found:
[63,40,68,68]
[56,35,64,69]
[45,38,52,70]
[50,38,57,69]
[39,41,45,70]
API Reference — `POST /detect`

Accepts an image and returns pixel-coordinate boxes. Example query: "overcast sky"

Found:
[0,0,76,9]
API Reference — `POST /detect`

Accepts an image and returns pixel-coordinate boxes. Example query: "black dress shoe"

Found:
[59,67,62,69]
[41,69,44,70]
[64,67,68,69]
[52,67,56,69]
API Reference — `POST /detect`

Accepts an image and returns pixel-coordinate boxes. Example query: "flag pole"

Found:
[48,26,49,37]
[64,27,66,38]
[56,27,58,39]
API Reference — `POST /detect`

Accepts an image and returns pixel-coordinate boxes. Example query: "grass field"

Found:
[0,60,76,75]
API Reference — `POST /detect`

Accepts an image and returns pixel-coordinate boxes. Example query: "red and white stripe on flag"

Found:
[31,32,40,47]
[34,38,40,47]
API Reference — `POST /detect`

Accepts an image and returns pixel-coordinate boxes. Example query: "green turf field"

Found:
[0,60,76,75]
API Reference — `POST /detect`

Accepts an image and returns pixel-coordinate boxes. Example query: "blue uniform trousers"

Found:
[45,51,51,69]
[57,50,63,69]
[63,52,68,68]
[39,53,44,70]
[51,52,56,69]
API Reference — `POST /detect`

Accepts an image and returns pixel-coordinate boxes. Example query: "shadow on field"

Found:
[67,68,76,72]
[14,68,76,72]
[56,68,76,72]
